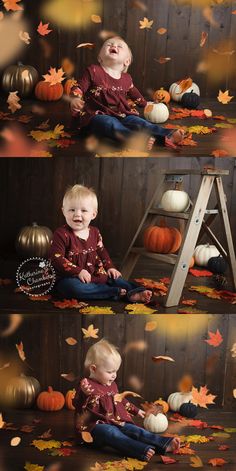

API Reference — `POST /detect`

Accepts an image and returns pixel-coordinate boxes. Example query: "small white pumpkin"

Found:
[169,81,200,102]
[144,102,169,124]
[160,190,190,213]
[194,244,220,267]
[167,392,193,412]
[144,412,168,433]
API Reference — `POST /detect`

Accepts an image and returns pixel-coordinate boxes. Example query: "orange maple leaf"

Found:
[42,67,65,85]
[208,458,228,467]
[217,90,234,104]
[91,14,102,23]
[191,385,216,408]
[37,21,52,36]
[15,341,26,362]
[139,17,153,29]
[3,0,23,11]
[211,149,229,157]
[205,329,223,347]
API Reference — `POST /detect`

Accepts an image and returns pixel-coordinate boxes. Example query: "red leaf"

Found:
[205,329,223,347]
[189,268,213,277]
[208,458,228,466]
[218,445,229,451]
[161,455,178,464]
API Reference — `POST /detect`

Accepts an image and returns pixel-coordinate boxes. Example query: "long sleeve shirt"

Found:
[71,64,147,129]
[49,224,114,283]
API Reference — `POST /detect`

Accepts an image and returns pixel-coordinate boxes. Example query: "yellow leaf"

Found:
[218,89,234,104]
[81,324,99,339]
[191,385,216,408]
[24,463,45,471]
[91,14,102,23]
[42,67,65,85]
[139,17,153,29]
[145,321,157,331]
[114,391,141,402]
[80,306,115,314]
[11,436,21,446]
[157,28,167,35]
[31,439,62,451]
[7,91,21,114]
[125,304,157,314]
[190,455,203,468]
[61,57,75,76]
[65,337,77,345]
[123,458,147,470]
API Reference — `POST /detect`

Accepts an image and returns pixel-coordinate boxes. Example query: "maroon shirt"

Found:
[73,377,140,441]
[49,224,114,283]
[71,64,147,129]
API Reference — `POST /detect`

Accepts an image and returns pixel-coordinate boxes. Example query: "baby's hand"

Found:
[70,97,85,115]
[138,409,146,418]
[79,269,91,283]
[107,268,122,279]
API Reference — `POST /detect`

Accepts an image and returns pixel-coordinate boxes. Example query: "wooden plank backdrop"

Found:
[0,157,235,260]
[2,0,236,97]
[0,314,236,410]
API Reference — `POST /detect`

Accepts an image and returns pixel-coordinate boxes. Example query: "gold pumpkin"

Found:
[5,374,41,408]
[16,222,53,258]
[2,63,39,97]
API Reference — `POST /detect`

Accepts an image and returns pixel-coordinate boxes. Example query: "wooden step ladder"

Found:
[121,168,236,307]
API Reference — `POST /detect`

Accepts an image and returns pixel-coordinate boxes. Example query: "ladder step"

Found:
[149,208,218,219]
[130,247,177,265]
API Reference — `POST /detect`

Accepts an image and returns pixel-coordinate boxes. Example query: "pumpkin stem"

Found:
[32,222,38,227]
[48,386,53,393]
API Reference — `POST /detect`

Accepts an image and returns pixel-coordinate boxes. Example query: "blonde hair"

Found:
[84,339,122,370]
[62,184,98,211]
[98,36,133,73]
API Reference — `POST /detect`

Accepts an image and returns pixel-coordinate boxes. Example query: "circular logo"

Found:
[16,257,56,296]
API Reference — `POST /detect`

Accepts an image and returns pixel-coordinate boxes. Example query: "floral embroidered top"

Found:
[49,224,114,283]
[73,378,140,441]
[71,64,147,129]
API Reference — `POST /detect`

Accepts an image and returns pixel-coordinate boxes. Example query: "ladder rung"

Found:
[149,208,189,219]
[130,247,177,265]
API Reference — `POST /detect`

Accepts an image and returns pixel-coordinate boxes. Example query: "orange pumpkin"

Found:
[36,386,65,411]
[144,225,182,254]
[65,389,76,410]
[154,398,169,414]
[153,87,170,105]
[35,81,63,101]
[64,78,78,96]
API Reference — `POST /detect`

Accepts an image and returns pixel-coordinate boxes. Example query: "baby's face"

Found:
[91,358,119,386]
[62,196,97,233]
[99,37,131,69]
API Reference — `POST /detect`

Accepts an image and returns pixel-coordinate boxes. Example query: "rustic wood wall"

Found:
[0,314,236,410]
[0,157,236,260]
[3,0,236,97]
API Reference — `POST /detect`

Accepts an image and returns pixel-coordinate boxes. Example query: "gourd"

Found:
[2,63,39,97]
[16,222,53,258]
[207,255,227,274]
[144,225,182,254]
[154,398,169,414]
[169,80,200,102]
[167,391,193,412]
[144,102,169,124]
[35,81,64,101]
[65,389,76,410]
[144,412,168,433]
[5,374,41,408]
[179,402,198,418]
[194,244,220,267]
[181,91,200,109]
[37,386,65,411]
[160,190,190,213]
[64,78,78,96]
[153,88,170,105]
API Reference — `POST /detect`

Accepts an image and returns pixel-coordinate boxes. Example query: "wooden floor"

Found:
[0,408,236,470]
[0,97,235,158]
[1,258,236,314]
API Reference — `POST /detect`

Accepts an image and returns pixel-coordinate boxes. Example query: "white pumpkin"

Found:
[167,392,193,412]
[144,413,168,433]
[194,244,220,267]
[169,81,200,102]
[144,102,169,124]
[160,190,190,213]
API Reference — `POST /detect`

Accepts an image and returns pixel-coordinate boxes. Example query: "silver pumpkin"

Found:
[2,63,39,97]
[16,222,53,258]
[5,375,41,408]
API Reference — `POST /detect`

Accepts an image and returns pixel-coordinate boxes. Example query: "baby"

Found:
[70,36,185,150]
[73,339,180,461]
[49,184,152,303]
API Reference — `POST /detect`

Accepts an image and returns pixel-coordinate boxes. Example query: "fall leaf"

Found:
[174,444,196,455]
[91,14,101,23]
[218,90,234,105]
[42,67,65,85]
[61,58,75,76]
[50,447,76,456]
[82,324,99,339]
[208,458,228,467]
[145,321,157,331]
[0,413,5,429]
[152,355,175,363]
[76,42,95,49]
[38,429,52,439]
[31,439,62,451]
[61,372,76,382]
[20,425,35,433]
[160,455,177,464]
[53,299,87,309]
[0,362,10,370]
[189,269,212,277]
[125,304,158,314]
[139,17,153,29]
[3,0,23,11]
[123,340,147,354]
[187,125,216,135]
[224,427,236,433]
[181,299,197,306]
[114,391,141,402]
[205,329,223,347]
[135,278,168,295]
[128,375,143,391]
[19,30,31,44]
[177,307,208,314]
[16,341,26,361]
[80,306,115,314]
[130,0,147,11]
[37,21,52,36]
[7,91,21,113]
[157,28,167,35]
[0,313,22,336]
[29,295,51,302]
[180,434,210,444]
[178,375,193,393]
[190,455,203,468]
[154,56,171,64]
[211,149,229,158]
[82,431,93,443]
[218,445,229,451]
[211,432,231,439]
[24,463,44,471]
[191,385,216,408]
[11,436,21,446]
[200,31,208,47]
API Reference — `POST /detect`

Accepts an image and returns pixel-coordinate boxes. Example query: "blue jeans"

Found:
[88,114,171,145]
[56,276,146,301]
[90,423,173,461]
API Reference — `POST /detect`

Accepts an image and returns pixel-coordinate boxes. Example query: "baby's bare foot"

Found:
[145,448,155,461]
[120,289,127,296]
[129,290,152,303]
[165,129,186,149]
[166,437,181,453]
[147,136,155,151]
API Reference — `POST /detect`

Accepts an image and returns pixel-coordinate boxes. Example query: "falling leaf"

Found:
[191,385,216,408]
[98,30,117,40]
[42,67,65,85]
[19,30,31,44]
[61,372,76,382]
[130,0,147,11]
[80,306,115,314]
[91,14,101,23]
[31,439,62,451]
[114,391,141,402]
[203,6,219,27]
[61,57,75,76]
[208,458,228,467]
[0,362,10,370]
[11,436,21,446]
[82,324,99,339]
[82,431,93,443]
[178,375,193,393]
[38,429,52,439]
[3,0,23,11]
[7,91,21,113]
[217,90,234,105]
[205,329,223,347]
[123,340,147,354]
[16,341,26,361]
[152,355,175,363]
[190,455,203,468]
[128,375,143,391]
[200,31,208,47]
[157,28,167,35]
[160,455,177,464]
[0,313,22,336]
[24,463,44,471]
[65,337,77,346]
[145,321,157,331]
[155,56,171,64]
[139,17,153,29]
[125,304,157,314]
[211,149,229,158]
[37,21,52,36]
[76,42,95,49]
